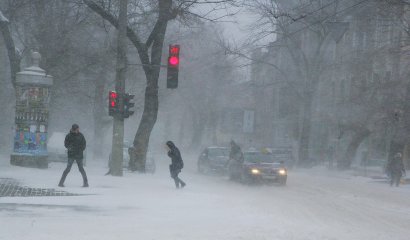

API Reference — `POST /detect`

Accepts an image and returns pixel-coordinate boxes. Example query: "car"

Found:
[263,147,294,169]
[109,146,156,174]
[228,151,287,185]
[197,147,230,174]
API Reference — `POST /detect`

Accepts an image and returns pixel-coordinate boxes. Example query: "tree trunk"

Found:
[93,75,107,160]
[298,92,313,166]
[0,10,20,89]
[130,8,169,172]
[131,73,161,172]
[339,128,371,170]
[190,112,207,150]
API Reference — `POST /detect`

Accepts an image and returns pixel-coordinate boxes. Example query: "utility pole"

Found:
[111,0,128,176]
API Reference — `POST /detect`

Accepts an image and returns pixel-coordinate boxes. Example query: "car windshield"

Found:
[208,148,229,157]
[270,149,291,161]
[244,152,274,163]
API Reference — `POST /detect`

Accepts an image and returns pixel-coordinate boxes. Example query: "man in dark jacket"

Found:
[58,124,89,187]
[166,141,186,189]
[387,152,406,187]
[229,140,244,163]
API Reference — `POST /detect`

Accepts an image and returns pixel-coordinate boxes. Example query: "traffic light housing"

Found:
[123,93,135,118]
[108,91,118,116]
[167,44,180,89]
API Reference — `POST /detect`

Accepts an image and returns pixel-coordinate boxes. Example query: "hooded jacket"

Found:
[387,156,405,174]
[167,141,184,170]
[64,131,86,159]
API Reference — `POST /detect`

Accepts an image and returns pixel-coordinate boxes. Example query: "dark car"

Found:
[263,147,294,169]
[198,147,230,174]
[228,151,287,185]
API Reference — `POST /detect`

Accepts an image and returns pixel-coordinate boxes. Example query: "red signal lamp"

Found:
[170,46,180,55]
[109,91,118,108]
[169,56,179,66]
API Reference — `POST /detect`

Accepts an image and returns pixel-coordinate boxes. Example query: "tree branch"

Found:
[83,0,150,64]
[0,9,20,89]
[145,19,162,48]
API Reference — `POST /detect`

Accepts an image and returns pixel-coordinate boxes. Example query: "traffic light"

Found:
[108,91,118,116]
[167,44,180,89]
[123,93,135,118]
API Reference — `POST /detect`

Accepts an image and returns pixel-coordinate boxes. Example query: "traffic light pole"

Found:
[110,0,128,176]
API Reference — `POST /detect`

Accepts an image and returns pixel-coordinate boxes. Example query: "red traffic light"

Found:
[170,46,180,55]
[167,44,180,89]
[110,91,117,99]
[169,56,179,66]
[109,91,118,107]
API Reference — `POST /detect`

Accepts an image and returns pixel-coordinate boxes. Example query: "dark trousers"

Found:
[390,171,402,187]
[170,165,185,188]
[59,158,88,186]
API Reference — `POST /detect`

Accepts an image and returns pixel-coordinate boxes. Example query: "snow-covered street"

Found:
[1,155,409,240]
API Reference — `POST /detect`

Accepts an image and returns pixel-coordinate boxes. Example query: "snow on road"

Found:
[1,155,409,240]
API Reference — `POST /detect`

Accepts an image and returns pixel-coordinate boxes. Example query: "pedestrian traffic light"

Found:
[108,91,118,116]
[167,44,180,89]
[123,93,135,118]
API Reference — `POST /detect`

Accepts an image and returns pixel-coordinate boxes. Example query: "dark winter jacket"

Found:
[167,141,184,171]
[229,141,243,162]
[387,156,405,174]
[64,131,86,159]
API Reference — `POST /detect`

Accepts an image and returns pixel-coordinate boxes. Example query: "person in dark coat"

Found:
[58,124,89,187]
[387,152,406,187]
[229,140,243,163]
[166,141,186,189]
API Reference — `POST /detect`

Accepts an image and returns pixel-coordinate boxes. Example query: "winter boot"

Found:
[58,171,69,187]
[82,179,89,187]
[174,178,180,188]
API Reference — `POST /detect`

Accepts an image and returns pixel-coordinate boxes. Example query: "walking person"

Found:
[58,124,89,187]
[229,140,244,163]
[387,152,406,187]
[166,141,186,189]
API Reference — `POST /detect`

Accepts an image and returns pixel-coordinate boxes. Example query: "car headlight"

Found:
[278,169,287,175]
[251,168,260,174]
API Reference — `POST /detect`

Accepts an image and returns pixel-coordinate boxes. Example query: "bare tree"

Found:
[242,0,349,165]
[1,0,119,160]
[83,0,236,172]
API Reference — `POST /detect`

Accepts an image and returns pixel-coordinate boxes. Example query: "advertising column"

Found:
[10,52,53,168]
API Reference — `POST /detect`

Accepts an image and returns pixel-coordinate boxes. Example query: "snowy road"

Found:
[1,157,409,240]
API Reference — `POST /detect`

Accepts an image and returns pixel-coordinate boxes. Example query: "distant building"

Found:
[248,0,409,166]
